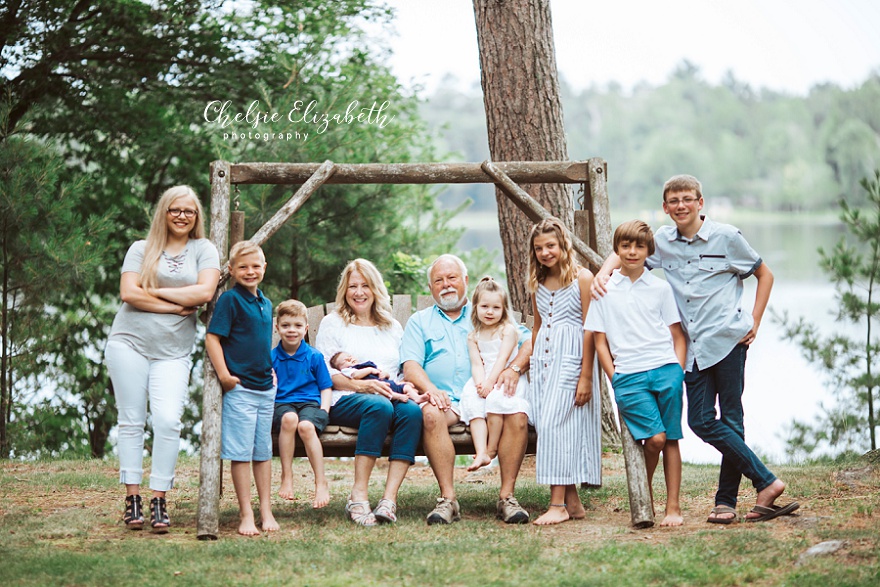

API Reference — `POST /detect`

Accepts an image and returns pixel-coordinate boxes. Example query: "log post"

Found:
[230,211,245,248]
[197,161,231,540]
[574,209,621,449]
[586,160,654,528]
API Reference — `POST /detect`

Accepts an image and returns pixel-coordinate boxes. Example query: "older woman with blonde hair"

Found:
[315,258,423,526]
[105,185,220,533]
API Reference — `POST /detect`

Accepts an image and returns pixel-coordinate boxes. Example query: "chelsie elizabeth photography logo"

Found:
[203,99,396,142]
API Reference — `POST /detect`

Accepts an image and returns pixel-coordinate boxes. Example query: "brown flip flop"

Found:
[707,505,738,524]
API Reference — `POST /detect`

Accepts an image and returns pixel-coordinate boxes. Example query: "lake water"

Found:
[448,197,852,465]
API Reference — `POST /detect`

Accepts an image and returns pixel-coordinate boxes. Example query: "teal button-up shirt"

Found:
[399,301,530,402]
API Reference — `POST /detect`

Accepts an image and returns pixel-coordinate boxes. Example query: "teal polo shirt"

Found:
[207,283,273,390]
[399,302,529,402]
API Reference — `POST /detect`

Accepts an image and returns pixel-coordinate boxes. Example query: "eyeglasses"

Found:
[665,196,700,207]
[167,208,198,218]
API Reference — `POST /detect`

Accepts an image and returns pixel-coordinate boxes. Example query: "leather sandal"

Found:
[150,496,171,534]
[345,498,377,527]
[373,498,397,524]
[123,495,144,530]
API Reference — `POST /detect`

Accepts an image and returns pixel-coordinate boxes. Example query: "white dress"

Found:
[459,335,531,424]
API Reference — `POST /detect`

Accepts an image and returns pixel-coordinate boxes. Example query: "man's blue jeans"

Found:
[329,393,423,464]
[685,344,776,508]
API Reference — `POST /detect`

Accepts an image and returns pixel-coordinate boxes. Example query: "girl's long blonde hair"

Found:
[334,258,394,329]
[139,186,206,290]
[470,276,515,333]
[528,217,580,292]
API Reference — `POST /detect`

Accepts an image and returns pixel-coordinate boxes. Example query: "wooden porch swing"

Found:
[196,158,655,539]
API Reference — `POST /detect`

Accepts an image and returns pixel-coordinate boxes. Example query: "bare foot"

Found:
[566,503,586,520]
[238,512,260,536]
[533,506,570,526]
[747,479,786,520]
[278,479,295,501]
[660,511,684,527]
[313,481,330,509]
[261,512,280,533]
[467,453,493,472]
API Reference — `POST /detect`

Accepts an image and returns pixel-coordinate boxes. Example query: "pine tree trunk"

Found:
[473,0,573,315]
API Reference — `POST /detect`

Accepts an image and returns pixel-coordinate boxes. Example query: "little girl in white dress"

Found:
[459,277,531,471]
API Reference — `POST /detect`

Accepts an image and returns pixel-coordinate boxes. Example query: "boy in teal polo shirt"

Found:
[271,299,333,509]
[206,241,277,536]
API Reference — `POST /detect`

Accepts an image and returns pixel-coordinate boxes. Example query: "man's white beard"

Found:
[436,289,465,312]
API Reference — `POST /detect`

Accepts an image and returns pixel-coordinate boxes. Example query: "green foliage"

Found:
[0,135,114,458]
[0,1,474,457]
[425,66,880,214]
[777,170,880,457]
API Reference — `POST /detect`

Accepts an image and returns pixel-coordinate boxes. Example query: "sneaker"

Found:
[496,495,529,524]
[426,497,461,525]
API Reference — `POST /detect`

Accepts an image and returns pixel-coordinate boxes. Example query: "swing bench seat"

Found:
[271,295,538,458]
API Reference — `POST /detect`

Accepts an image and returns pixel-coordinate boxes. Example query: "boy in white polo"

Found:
[584,220,687,527]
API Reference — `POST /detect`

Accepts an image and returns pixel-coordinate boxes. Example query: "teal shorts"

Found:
[611,363,684,441]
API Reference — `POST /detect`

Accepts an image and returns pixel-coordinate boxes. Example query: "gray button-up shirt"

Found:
[646,217,762,371]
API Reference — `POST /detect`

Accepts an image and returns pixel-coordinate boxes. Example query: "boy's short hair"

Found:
[613,220,656,256]
[662,174,703,201]
[276,299,307,322]
[228,240,265,265]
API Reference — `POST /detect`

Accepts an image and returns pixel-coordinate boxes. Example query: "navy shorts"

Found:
[611,363,684,441]
[272,401,330,434]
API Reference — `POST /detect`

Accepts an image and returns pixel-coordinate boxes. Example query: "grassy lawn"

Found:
[1,453,878,586]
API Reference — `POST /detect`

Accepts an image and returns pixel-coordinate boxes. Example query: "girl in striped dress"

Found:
[528,217,602,525]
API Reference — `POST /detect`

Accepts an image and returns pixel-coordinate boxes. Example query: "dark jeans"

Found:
[685,344,776,508]
[329,393,423,464]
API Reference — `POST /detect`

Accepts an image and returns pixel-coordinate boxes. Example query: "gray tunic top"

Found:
[108,238,220,360]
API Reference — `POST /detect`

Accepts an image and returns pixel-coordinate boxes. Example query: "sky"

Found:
[382,0,880,95]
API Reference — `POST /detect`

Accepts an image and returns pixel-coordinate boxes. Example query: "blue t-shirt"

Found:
[207,283,273,390]
[272,341,332,404]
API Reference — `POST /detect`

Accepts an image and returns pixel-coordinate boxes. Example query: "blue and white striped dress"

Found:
[529,279,602,486]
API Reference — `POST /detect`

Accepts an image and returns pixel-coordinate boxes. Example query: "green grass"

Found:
[1,455,878,586]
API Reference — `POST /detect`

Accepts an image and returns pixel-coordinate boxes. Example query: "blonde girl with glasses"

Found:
[105,185,220,533]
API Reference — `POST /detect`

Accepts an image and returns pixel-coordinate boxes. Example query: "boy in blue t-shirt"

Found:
[585,220,687,527]
[206,241,277,536]
[271,299,333,509]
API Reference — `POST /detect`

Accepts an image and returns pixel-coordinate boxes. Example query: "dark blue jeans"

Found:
[685,344,776,508]
[329,393,423,464]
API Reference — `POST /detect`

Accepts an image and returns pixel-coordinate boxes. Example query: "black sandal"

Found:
[150,496,170,534]
[123,495,144,529]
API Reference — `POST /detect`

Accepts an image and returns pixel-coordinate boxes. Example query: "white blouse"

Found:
[314,311,404,405]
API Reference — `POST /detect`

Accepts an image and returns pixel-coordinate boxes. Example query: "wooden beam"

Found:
[216,160,338,286]
[620,407,655,528]
[197,161,231,540]
[480,160,604,267]
[230,161,589,185]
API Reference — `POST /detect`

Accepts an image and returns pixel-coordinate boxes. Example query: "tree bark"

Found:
[473,0,572,315]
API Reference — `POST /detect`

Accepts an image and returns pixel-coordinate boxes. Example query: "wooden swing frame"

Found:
[196,158,654,539]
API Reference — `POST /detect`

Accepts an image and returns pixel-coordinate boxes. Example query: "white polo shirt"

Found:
[583,269,681,374]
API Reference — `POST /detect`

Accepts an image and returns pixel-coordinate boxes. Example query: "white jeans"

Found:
[105,340,191,491]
